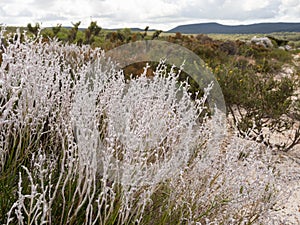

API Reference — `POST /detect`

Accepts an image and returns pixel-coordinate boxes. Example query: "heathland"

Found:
[0,22,300,224]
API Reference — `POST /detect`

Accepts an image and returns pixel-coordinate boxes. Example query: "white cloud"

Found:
[178,0,279,21]
[0,0,299,30]
[278,0,300,20]
[242,0,271,11]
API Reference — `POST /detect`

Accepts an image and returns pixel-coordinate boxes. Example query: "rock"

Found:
[251,36,273,48]
[279,45,293,51]
[284,45,292,51]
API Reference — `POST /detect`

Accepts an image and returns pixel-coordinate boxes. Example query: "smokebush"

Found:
[0,30,282,224]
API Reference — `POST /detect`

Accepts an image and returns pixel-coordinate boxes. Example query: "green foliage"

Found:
[152,30,163,40]
[52,23,62,36]
[27,22,40,37]
[214,57,299,150]
[85,21,102,44]
[142,26,149,39]
[160,32,299,151]
[68,21,81,43]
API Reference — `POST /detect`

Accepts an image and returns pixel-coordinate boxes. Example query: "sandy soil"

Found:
[267,145,300,224]
[269,53,300,224]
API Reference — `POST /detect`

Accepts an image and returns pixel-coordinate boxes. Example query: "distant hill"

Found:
[167,22,300,34]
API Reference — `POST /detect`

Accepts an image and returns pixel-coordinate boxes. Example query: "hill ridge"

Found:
[167,22,300,34]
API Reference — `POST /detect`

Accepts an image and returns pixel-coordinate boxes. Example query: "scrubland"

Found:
[0,26,299,224]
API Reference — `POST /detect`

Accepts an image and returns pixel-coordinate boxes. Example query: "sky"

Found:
[0,0,300,31]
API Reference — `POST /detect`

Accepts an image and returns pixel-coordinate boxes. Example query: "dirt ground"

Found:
[268,53,300,224]
[267,145,300,224]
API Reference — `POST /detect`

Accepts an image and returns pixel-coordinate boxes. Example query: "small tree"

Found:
[85,21,101,44]
[68,21,81,43]
[217,60,300,151]
[142,26,149,39]
[52,23,62,37]
[152,30,162,40]
[27,23,40,37]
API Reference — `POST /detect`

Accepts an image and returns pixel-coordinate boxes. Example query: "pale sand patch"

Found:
[267,56,300,224]
[268,147,300,224]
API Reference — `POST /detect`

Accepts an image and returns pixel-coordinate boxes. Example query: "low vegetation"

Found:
[0,24,299,224]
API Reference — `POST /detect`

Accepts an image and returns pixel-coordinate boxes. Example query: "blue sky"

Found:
[0,0,300,30]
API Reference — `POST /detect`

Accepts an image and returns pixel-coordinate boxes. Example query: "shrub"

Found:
[215,58,300,151]
[166,34,300,151]
[0,30,283,224]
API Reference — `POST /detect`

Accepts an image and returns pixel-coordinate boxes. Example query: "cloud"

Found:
[0,0,299,29]
[32,0,58,10]
[278,0,300,20]
[36,13,68,22]
[0,6,7,17]
[178,0,279,21]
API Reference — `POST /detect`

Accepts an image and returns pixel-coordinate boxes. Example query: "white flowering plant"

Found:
[0,30,281,225]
